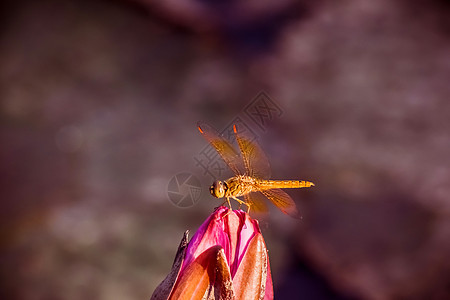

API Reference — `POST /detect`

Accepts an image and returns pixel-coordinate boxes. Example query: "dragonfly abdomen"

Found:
[257,179,314,190]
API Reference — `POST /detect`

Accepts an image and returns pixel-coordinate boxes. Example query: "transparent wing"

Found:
[244,192,269,214]
[197,121,244,176]
[259,188,300,218]
[233,124,271,179]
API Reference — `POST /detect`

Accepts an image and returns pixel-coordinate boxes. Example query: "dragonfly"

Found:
[197,121,314,218]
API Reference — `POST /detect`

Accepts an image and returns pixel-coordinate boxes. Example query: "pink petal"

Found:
[169,245,234,300]
[182,207,232,272]
[227,210,260,276]
[232,233,272,300]
[264,258,273,300]
[221,208,240,274]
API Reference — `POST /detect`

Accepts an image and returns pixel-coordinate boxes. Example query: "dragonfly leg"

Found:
[226,197,232,210]
[218,198,233,218]
[231,196,244,205]
[231,196,251,213]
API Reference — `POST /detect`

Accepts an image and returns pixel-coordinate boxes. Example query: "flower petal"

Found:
[227,210,260,277]
[232,233,272,300]
[169,245,234,300]
[182,207,232,272]
[264,260,273,300]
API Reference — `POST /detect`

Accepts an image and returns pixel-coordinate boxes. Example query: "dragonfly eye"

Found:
[210,180,225,198]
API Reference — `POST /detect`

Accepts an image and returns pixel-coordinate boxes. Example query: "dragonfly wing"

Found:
[233,124,271,179]
[259,188,300,218]
[244,192,268,214]
[197,121,244,175]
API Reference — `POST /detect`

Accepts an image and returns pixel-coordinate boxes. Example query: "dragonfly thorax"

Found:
[210,180,228,198]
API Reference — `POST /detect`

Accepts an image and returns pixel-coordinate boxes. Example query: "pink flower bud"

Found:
[151,206,273,300]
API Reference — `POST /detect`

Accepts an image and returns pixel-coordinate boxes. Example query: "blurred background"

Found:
[1,0,450,299]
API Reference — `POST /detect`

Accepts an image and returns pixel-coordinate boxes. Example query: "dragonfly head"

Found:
[210,180,227,198]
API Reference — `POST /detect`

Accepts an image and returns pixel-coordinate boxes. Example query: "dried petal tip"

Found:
[151,231,189,300]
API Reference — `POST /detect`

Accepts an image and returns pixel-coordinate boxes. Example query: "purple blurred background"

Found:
[1,0,450,299]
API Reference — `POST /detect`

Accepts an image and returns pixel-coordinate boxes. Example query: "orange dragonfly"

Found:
[197,121,314,218]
